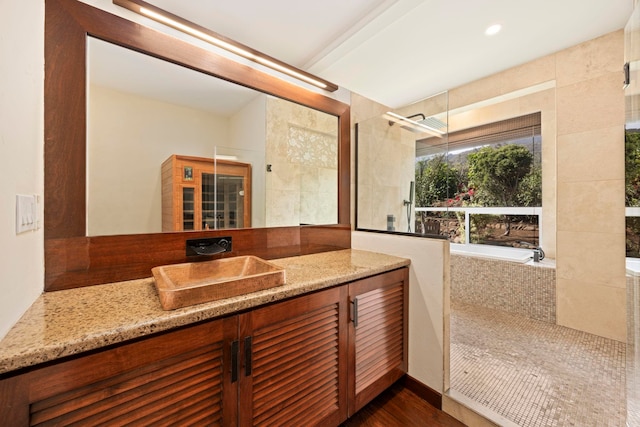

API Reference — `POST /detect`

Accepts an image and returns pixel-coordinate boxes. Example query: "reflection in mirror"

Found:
[356,92,448,234]
[87,37,338,236]
[264,97,338,226]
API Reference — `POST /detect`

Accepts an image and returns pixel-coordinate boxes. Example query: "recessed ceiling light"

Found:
[485,24,502,36]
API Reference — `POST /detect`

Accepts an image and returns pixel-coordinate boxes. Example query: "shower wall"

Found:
[552,31,626,342]
[444,30,625,342]
[356,114,415,232]
[264,96,338,226]
[627,274,640,425]
[350,28,627,405]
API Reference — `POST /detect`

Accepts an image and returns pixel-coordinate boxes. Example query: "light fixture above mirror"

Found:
[113,0,339,92]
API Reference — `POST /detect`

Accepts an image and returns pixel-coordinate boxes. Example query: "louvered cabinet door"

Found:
[0,317,237,426]
[238,286,349,427]
[348,267,409,416]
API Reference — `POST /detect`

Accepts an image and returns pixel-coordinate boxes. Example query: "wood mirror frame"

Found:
[45,0,351,291]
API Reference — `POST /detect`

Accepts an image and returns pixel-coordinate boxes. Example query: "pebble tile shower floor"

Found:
[450,301,626,427]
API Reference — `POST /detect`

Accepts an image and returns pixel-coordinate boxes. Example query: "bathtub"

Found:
[627,258,640,276]
[450,244,557,323]
[450,243,533,263]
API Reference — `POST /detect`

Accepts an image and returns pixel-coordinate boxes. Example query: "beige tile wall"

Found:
[350,94,417,232]
[355,116,415,231]
[447,30,626,342]
[554,31,626,342]
[351,30,626,342]
[628,275,640,425]
[265,96,338,226]
[350,93,391,226]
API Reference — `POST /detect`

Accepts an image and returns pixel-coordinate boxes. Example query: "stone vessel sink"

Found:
[152,256,286,310]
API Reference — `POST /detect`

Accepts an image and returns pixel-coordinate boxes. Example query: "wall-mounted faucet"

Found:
[403,181,414,233]
[519,241,545,262]
[186,237,232,256]
[532,247,545,262]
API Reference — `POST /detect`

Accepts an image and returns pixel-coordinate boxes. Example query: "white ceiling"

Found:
[143,0,634,108]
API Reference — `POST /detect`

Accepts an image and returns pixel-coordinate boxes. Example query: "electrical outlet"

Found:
[16,194,38,234]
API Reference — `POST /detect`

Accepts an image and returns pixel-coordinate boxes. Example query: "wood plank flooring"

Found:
[341,383,466,427]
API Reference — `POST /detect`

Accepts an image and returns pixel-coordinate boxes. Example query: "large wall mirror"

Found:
[87,37,339,236]
[45,0,350,290]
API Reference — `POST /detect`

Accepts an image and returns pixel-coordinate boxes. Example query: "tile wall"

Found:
[444,30,626,342]
[451,255,556,323]
[627,275,640,425]
[265,96,338,226]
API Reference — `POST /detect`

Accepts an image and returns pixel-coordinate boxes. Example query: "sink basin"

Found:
[152,256,286,310]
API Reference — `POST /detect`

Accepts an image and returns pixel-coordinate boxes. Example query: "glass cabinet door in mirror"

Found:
[86,37,338,236]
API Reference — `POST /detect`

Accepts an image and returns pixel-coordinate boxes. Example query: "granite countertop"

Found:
[0,249,409,376]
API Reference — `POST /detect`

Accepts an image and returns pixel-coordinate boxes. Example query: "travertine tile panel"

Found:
[449,73,503,110]
[557,126,625,183]
[350,91,390,124]
[449,98,521,131]
[556,72,625,136]
[628,275,640,425]
[518,87,556,115]
[556,179,625,233]
[556,231,626,287]
[501,54,557,95]
[541,110,557,259]
[265,188,300,226]
[557,278,627,342]
[556,30,624,88]
[400,91,449,119]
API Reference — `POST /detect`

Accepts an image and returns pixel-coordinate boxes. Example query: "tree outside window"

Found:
[415,113,541,248]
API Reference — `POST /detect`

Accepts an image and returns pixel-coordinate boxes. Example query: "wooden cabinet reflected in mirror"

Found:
[162,155,251,231]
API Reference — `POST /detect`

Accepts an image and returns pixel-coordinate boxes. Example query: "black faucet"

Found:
[519,241,545,262]
[186,237,232,257]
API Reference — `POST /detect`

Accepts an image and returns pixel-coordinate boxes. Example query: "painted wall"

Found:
[0,1,45,339]
[229,94,267,227]
[87,85,226,236]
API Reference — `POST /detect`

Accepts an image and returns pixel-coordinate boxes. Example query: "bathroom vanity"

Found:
[0,250,409,426]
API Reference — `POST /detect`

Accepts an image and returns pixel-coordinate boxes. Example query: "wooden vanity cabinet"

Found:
[0,317,238,426]
[0,268,408,426]
[162,154,251,231]
[238,285,349,426]
[348,267,409,415]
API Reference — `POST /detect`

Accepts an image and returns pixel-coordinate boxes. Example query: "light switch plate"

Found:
[16,194,38,234]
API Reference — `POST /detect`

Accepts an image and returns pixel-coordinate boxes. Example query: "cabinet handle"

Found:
[352,297,359,328]
[244,336,252,377]
[231,340,239,383]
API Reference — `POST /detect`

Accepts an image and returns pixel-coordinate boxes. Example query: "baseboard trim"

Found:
[401,375,442,409]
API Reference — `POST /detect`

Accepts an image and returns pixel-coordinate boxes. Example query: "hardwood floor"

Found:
[341,383,466,427]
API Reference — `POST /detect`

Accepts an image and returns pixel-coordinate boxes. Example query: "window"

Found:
[416,112,542,248]
[626,128,640,257]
